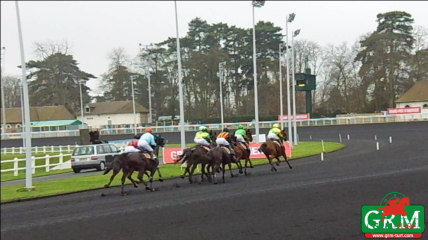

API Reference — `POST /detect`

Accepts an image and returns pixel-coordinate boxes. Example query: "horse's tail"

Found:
[175,149,190,164]
[376,207,384,211]
[103,153,126,174]
[258,143,267,154]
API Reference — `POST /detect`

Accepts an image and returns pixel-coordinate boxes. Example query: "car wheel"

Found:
[97,161,106,171]
[73,168,81,173]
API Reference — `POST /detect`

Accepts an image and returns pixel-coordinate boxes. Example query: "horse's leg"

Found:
[137,169,150,190]
[120,170,129,195]
[104,168,119,188]
[222,163,227,183]
[200,163,206,182]
[212,164,220,184]
[127,169,138,188]
[148,169,157,192]
[265,154,277,172]
[188,163,198,184]
[282,152,292,169]
[275,157,281,166]
[228,162,236,178]
[181,164,191,179]
[156,167,164,182]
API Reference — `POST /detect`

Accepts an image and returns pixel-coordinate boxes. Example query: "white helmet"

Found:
[199,126,205,131]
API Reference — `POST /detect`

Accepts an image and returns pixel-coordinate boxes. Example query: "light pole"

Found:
[291,29,300,145]
[20,81,25,148]
[279,43,284,129]
[78,80,85,128]
[252,0,265,143]
[286,13,295,145]
[218,61,226,130]
[15,1,34,190]
[174,0,186,150]
[130,75,138,135]
[1,47,6,134]
[139,43,154,124]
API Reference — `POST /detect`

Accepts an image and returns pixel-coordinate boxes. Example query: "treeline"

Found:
[2,11,427,122]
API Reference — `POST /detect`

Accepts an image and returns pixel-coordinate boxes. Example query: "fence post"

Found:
[12,147,15,154]
[36,146,39,154]
[59,153,63,166]
[14,158,19,176]
[68,145,71,152]
[59,145,63,152]
[32,156,36,174]
[43,146,46,153]
[46,155,50,172]
[51,145,54,152]
[20,147,23,154]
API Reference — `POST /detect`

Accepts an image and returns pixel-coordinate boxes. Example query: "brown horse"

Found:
[258,128,293,172]
[207,146,242,184]
[174,130,216,183]
[231,128,254,175]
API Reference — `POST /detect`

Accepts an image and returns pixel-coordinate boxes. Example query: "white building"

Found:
[395,80,428,113]
[76,101,149,128]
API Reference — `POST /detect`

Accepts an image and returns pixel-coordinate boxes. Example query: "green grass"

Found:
[1,152,73,182]
[1,141,344,203]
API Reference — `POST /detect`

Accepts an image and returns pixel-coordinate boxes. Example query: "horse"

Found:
[175,130,216,184]
[103,134,166,191]
[258,128,292,172]
[377,197,410,222]
[208,146,243,184]
[230,128,253,175]
[89,130,109,144]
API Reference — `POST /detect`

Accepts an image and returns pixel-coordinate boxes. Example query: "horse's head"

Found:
[281,128,288,141]
[401,196,410,206]
[209,130,217,142]
[245,128,253,143]
[154,134,166,148]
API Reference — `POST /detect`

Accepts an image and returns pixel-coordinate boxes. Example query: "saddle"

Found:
[238,142,248,150]
[197,145,211,152]
[221,146,230,154]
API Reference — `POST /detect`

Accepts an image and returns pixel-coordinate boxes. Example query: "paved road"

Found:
[1,122,427,240]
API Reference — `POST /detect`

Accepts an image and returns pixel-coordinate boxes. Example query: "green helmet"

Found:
[200,126,208,132]
[238,125,244,129]
[273,123,280,128]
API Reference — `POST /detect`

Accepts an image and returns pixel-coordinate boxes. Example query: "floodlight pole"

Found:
[175,0,186,150]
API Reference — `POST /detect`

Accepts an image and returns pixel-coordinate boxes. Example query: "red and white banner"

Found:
[163,143,292,164]
[387,107,421,114]
[278,114,310,121]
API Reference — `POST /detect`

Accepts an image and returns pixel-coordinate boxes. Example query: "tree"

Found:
[25,53,94,113]
[1,75,21,108]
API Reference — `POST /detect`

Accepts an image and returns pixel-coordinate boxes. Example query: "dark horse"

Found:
[175,130,216,183]
[103,134,166,194]
[207,146,243,184]
[90,130,109,144]
[230,128,253,175]
[258,128,292,172]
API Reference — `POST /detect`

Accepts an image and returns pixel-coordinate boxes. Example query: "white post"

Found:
[174,0,186,150]
[43,145,46,153]
[285,18,292,144]
[339,134,342,143]
[219,62,226,130]
[130,75,137,135]
[20,147,23,153]
[59,153,63,165]
[321,152,324,161]
[389,136,392,143]
[1,47,7,134]
[374,135,377,141]
[45,154,50,172]
[291,28,298,145]
[310,135,312,140]
[79,80,84,128]
[279,43,284,129]
[376,142,379,150]
[147,66,152,124]
[35,146,38,153]
[31,156,35,174]
[12,147,15,154]
[347,134,350,140]
[51,145,54,152]
[321,139,325,152]
[252,4,260,143]
[13,157,18,176]
[59,145,62,153]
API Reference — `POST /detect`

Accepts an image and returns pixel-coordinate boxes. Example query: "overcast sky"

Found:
[1,1,427,96]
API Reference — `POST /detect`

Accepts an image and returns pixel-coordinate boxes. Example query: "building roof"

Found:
[396,80,428,103]
[85,101,148,115]
[31,120,83,127]
[0,105,75,124]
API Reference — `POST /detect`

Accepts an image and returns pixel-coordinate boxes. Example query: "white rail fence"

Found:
[1,153,71,176]
[1,145,77,155]
[1,114,427,140]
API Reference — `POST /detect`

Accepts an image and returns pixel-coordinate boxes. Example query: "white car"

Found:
[71,144,122,173]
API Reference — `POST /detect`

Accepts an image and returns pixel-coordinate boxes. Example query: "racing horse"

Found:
[89,130,108,144]
[175,130,216,184]
[230,128,253,175]
[258,128,292,172]
[103,134,165,193]
[207,145,243,184]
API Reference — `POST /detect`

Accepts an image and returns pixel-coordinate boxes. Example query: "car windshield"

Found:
[72,146,95,156]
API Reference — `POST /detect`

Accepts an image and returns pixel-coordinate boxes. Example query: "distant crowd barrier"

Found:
[1,153,71,177]
[2,113,427,140]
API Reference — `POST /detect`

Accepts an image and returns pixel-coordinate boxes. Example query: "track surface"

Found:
[1,122,428,240]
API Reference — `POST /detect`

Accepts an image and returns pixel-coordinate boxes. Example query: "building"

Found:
[0,105,75,133]
[76,101,149,128]
[395,80,428,113]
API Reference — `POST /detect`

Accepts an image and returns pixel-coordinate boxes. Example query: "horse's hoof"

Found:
[276,163,280,166]
[239,170,243,174]
[159,179,164,182]
[234,174,239,178]
[150,188,157,192]
[134,185,139,188]
[104,185,109,188]
[121,192,127,196]
[180,176,184,179]
[145,187,150,190]
[231,175,235,178]
[250,166,254,168]
[289,166,292,169]
[214,182,218,185]
[101,193,106,197]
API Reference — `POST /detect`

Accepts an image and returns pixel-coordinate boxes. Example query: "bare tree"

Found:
[33,39,73,60]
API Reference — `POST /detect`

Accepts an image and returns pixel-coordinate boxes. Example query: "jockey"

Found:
[234,125,249,149]
[124,135,141,153]
[268,123,285,147]
[216,127,236,158]
[194,126,212,148]
[137,128,158,160]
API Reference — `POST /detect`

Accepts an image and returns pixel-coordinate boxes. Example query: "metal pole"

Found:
[279,44,283,129]
[79,80,84,128]
[147,67,152,124]
[1,47,6,134]
[219,62,225,130]
[291,31,298,145]
[20,83,25,148]
[175,0,186,150]
[16,1,34,189]
[252,5,260,143]
[130,76,137,135]
[286,19,293,144]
